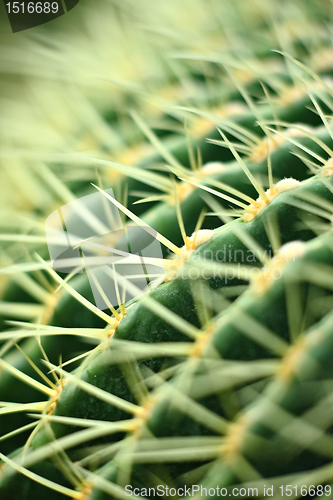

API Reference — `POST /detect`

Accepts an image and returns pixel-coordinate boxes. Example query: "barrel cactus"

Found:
[2,1,333,499]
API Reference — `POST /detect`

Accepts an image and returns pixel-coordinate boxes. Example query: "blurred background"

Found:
[1,0,333,271]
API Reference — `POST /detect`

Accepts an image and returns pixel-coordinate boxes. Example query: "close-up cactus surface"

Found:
[2,0,333,499]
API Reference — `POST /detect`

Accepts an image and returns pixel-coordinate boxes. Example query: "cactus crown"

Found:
[2,1,333,499]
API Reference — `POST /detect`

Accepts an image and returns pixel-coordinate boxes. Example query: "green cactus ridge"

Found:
[2,228,333,499]
[2,171,333,497]
[2,171,333,433]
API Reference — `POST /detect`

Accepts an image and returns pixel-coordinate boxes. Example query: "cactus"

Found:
[2,0,333,499]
